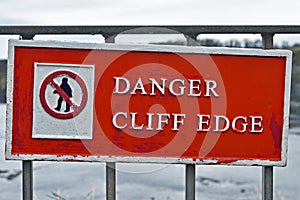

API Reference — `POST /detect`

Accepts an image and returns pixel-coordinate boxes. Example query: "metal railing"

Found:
[1,25,300,38]
[1,25,298,200]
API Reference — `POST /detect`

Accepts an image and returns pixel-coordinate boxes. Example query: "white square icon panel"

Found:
[32,63,94,139]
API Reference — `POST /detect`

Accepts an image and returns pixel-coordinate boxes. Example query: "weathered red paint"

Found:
[7,43,290,165]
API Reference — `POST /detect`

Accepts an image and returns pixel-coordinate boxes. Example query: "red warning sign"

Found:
[39,70,88,119]
[5,39,292,166]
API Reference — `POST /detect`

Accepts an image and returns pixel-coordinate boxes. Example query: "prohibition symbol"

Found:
[40,70,88,119]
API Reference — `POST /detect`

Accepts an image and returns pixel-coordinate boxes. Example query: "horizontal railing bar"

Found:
[1,26,300,38]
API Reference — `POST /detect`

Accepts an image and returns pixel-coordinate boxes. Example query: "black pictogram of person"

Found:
[53,77,73,112]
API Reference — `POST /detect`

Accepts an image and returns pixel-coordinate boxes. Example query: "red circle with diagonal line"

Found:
[40,70,88,119]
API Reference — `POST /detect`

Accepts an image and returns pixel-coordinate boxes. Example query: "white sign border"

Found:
[5,39,292,167]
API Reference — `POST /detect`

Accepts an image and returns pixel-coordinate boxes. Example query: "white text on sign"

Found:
[112,77,264,133]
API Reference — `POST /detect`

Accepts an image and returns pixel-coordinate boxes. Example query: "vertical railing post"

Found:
[106,162,116,200]
[185,34,199,46]
[105,33,116,200]
[262,33,274,50]
[262,166,274,200]
[20,34,34,200]
[105,35,116,44]
[185,34,197,200]
[261,32,274,200]
[22,160,33,200]
[186,164,196,200]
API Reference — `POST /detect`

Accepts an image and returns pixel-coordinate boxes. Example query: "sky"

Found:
[1,0,300,58]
